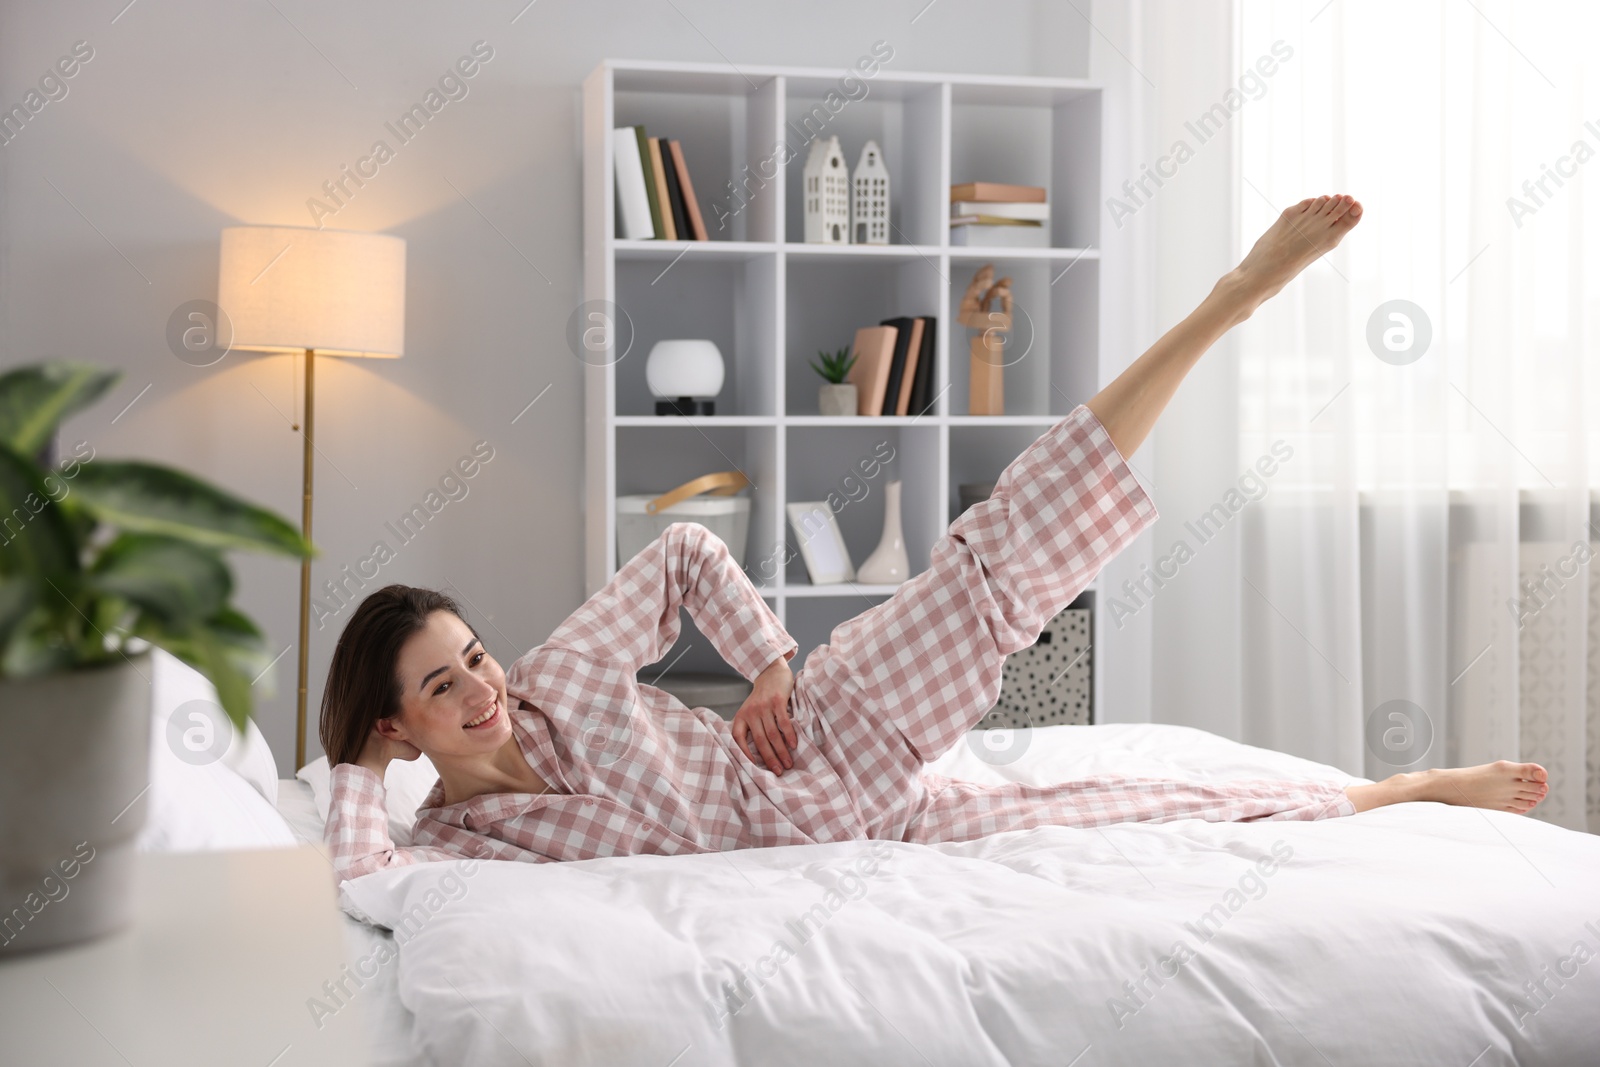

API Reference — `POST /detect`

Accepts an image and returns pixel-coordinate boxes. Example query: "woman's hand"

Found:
[732,656,798,774]
[354,723,421,777]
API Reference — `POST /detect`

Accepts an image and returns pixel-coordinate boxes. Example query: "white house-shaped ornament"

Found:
[851,140,890,245]
[803,135,850,244]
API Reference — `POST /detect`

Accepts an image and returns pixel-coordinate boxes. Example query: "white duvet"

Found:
[338,724,1600,1066]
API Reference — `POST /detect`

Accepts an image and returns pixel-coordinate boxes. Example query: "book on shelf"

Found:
[951,215,1045,227]
[612,126,655,240]
[614,128,710,242]
[907,315,936,417]
[893,317,925,416]
[950,181,1047,203]
[668,139,709,240]
[660,138,692,241]
[951,200,1049,222]
[646,136,674,240]
[950,223,1051,248]
[899,317,929,416]
[877,317,911,416]
[878,317,924,416]
[846,325,899,416]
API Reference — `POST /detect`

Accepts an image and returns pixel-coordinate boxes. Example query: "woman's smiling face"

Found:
[381,609,512,758]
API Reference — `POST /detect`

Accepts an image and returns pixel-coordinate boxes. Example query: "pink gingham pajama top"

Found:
[327,405,1353,880]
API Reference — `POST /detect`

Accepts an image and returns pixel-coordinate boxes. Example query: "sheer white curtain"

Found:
[1235,0,1599,831]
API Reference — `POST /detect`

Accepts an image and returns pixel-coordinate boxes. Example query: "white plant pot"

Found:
[0,653,152,955]
[819,382,857,417]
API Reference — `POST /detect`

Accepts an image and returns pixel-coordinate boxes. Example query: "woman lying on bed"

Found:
[319,195,1548,881]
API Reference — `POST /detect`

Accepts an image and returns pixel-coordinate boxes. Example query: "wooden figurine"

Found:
[958,264,1012,415]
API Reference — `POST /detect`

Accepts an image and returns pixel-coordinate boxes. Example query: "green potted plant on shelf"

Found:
[811,345,858,417]
[0,362,312,954]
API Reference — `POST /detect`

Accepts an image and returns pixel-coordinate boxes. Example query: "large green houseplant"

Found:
[0,362,311,722]
[0,362,312,953]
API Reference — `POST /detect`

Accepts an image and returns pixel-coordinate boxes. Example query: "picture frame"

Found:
[786,501,855,584]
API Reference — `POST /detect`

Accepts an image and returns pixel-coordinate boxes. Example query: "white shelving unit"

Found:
[583,59,1117,714]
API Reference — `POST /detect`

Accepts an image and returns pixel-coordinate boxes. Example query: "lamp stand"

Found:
[295,347,315,771]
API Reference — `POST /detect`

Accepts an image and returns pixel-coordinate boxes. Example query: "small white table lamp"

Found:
[646,339,724,415]
[217,226,406,769]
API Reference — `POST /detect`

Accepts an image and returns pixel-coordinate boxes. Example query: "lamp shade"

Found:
[217,226,406,357]
[645,339,724,398]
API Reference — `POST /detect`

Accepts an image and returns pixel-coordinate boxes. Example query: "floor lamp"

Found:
[217,226,407,770]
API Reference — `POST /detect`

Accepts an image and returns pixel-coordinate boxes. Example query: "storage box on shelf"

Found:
[616,422,779,586]
[584,59,1128,719]
[975,591,1097,728]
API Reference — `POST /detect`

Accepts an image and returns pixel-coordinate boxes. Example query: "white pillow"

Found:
[138,649,298,852]
[150,648,280,804]
[274,778,330,846]
[139,746,298,852]
[297,754,441,847]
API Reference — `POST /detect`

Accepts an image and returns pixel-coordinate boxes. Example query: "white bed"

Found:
[296,725,1600,1067]
[146,653,1600,1065]
[275,779,427,1067]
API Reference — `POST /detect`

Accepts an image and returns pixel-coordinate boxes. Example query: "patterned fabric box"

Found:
[976,605,1093,728]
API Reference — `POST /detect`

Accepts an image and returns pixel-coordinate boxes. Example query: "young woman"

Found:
[322,195,1548,881]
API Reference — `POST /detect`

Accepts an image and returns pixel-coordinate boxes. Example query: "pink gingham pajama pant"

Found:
[789,404,1354,845]
[326,405,1349,882]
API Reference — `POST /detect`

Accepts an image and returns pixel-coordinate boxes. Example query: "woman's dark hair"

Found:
[319,585,473,766]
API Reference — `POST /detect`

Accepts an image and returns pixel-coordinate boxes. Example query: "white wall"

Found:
[0,0,1088,766]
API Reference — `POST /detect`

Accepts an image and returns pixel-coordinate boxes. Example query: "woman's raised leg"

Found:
[794,399,1161,833]
[1086,193,1362,458]
[792,196,1365,838]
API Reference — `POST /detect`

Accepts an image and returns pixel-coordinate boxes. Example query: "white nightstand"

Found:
[0,847,368,1066]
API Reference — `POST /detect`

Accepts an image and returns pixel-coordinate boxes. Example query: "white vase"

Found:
[857,479,909,584]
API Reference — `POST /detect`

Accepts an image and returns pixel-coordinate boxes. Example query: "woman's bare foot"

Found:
[1214,193,1363,324]
[1346,760,1550,815]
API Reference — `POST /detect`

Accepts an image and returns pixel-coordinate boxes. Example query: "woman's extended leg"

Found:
[905,773,1356,845]
[904,758,1550,846]
[794,196,1366,839]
